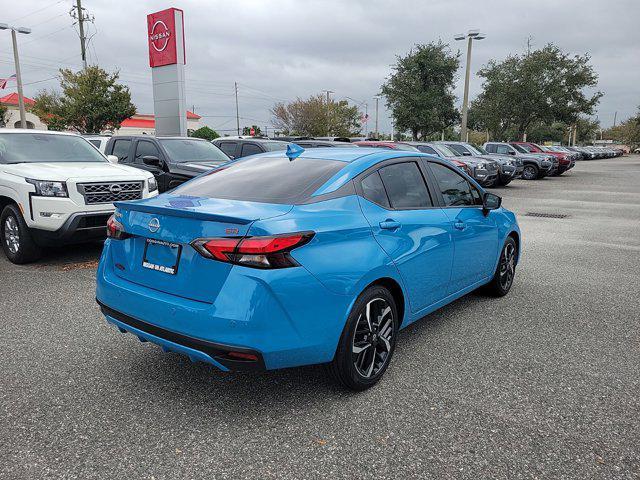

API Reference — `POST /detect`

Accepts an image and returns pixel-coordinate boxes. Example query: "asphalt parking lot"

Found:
[2,156,639,479]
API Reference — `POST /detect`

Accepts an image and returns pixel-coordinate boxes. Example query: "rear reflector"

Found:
[191,232,314,269]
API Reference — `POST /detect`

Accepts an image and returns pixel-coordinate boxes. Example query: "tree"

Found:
[271,94,360,137]
[602,106,640,148]
[32,66,136,133]
[472,44,602,140]
[242,125,262,136]
[190,125,219,140]
[0,104,7,127]
[381,41,460,140]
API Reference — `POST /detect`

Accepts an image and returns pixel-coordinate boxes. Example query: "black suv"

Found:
[212,137,290,160]
[104,136,230,192]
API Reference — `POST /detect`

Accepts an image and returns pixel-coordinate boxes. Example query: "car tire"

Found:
[327,285,398,391]
[521,164,539,180]
[0,204,42,264]
[483,236,517,297]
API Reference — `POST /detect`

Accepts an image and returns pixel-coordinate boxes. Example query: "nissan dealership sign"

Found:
[147,7,185,67]
[147,7,187,136]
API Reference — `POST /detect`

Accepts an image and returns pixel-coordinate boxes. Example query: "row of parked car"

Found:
[0,128,620,264]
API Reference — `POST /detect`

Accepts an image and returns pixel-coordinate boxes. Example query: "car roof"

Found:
[0,128,80,136]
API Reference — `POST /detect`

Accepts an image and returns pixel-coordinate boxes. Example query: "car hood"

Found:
[171,161,227,175]
[0,161,151,181]
[453,155,498,166]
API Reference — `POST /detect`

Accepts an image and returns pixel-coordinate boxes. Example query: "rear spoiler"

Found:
[114,201,253,225]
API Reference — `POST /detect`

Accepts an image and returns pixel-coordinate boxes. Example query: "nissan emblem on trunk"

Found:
[148,218,160,233]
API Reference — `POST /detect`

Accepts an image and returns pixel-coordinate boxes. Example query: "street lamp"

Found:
[0,23,32,129]
[454,29,485,142]
[374,95,381,139]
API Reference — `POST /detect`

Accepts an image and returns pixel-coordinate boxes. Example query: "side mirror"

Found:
[462,151,472,156]
[142,155,161,167]
[507,150,516,155]
[482,192,501,215]
[106,154,118,163]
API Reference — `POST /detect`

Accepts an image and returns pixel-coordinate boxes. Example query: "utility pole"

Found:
[613,111,617,127]
[234,82,240,135]
[374,96,380,139]
[322,90,333,137]
[1,24,32,128]
[72,0,88,68]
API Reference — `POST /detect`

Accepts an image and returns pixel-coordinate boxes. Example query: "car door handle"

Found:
[379,220,401,230]
[454,220,466,231]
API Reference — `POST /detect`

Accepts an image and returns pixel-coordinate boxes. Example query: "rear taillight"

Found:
[106,214,130,240]
[191,232,314,269]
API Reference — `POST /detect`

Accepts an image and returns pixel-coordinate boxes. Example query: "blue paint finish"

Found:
[96,148,520,372]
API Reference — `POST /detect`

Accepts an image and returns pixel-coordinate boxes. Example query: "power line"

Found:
[7,0,65,24]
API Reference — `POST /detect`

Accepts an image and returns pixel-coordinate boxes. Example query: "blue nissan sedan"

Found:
[96,146,520,390]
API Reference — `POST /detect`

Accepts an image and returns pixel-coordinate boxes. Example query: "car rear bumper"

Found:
[96,241,352,371]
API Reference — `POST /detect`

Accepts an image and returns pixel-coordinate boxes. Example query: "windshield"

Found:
[0,133,107,164]
[173,155,345,204]
[467,144,488,155]
[511,144,529,153]
[159,139,230,163]
[432,144,456,157]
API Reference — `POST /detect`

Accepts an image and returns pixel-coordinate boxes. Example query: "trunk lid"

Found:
[110,195,293,303]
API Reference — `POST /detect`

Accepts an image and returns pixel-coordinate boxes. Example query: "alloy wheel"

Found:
[3,215,20,255]
[352,298,394,378]
[522,165,536,180]
[499,243,516,290]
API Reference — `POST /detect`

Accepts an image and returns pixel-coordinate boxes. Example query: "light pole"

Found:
[0,23,31,129]
[454,29,485,142]
[374,95,381,139]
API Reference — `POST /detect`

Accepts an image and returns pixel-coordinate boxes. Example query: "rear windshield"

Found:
[159,139,230,163]
[263,141,289,151]
[0,133,107,164]
[172,155,345,204]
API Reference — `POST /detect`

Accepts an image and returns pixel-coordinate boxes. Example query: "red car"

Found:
[510,142,574,175]
[354,141,473,176]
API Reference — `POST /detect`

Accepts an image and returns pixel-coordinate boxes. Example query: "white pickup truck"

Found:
[0,129,158,264]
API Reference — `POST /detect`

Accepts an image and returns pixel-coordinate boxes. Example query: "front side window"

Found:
[111,139,131,162]
[0,133,107,164]
[217,141,237,157]
[429,162,482,207]
[360,171,390,208]
[240,143,264,157]
[135,141,161,163]
[496,145,513,155]
[378,162,432,209]
[417,145,438,155]
[484,144,497,153]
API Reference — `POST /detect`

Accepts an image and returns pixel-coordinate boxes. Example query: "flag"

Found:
[0,74,17,89]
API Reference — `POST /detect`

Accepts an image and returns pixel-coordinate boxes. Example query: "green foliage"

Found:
[190,125,220,140]
[32,66,136,134]
[0,104,7,126]
[602,106,640,148]
[271,95,360,137]
[471,44,602,140]
[242,125,262,136]
[381,41,460,140]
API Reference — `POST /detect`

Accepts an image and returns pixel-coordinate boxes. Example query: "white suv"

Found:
[0,130,158,264]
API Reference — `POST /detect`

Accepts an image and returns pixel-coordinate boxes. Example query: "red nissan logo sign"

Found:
[149,20,171,52]
[147,8,184,67]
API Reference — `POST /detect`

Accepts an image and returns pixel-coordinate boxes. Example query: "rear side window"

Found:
[378,162,432,209]
[173,156,345,204]
[240,143,263,157]
[360,172,390,208]
[111,139,131,162]
[429,162,481,207]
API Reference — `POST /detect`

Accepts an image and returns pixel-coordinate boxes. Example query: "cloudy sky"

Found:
[1,0,638,135]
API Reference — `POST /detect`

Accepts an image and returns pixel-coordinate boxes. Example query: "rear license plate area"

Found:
[142,238,182,275]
